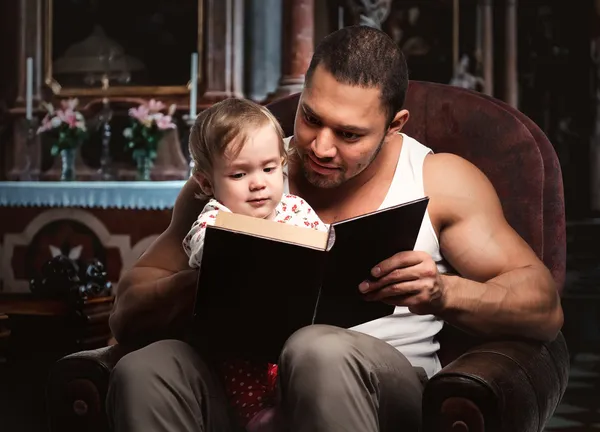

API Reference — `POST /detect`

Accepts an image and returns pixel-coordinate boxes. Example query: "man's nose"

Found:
[312,129,337,159]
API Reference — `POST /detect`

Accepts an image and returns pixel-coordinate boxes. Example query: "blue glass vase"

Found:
[60,148,76,181]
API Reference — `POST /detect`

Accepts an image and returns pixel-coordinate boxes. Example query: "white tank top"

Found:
[284,134,445,377]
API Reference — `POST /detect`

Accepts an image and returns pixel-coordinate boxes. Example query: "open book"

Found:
[192,196,429,361]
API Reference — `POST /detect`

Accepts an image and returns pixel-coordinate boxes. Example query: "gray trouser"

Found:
[107,324,427,432]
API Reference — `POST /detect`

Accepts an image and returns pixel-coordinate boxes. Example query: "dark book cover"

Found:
[314,197,430,328]
[192,197,429,361]
[193,227,328,362]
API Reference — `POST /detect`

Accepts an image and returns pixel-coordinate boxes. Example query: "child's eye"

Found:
[264,166,277,173]
[229,173,245,179]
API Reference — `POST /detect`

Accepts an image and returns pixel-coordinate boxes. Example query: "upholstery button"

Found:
[452,420,469,432]
[73,399,88,416]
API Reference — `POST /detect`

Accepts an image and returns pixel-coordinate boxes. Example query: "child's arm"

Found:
[182,200,225,268]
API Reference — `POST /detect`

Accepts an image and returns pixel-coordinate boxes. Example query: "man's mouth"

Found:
[307,154,339,174]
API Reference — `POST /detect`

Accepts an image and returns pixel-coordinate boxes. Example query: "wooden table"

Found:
[0,293,115,360]
[0,294,115,432]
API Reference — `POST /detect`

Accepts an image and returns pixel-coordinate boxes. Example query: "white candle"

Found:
[338,6,344,29]
[190,52,198,120]
[26,57,33,120]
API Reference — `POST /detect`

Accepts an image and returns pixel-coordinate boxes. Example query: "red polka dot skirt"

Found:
[220,358,279,428]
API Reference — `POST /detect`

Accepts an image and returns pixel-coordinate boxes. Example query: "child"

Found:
[182,98,327,430]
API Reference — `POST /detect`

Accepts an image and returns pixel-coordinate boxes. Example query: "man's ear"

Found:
[386,109,410,137]
[192,172,214,197]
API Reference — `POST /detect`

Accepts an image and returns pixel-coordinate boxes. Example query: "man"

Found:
[107,26,563,432]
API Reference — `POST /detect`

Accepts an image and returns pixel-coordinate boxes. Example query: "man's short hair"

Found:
[305,25,409,125]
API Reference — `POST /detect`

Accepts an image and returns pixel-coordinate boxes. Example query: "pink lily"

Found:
[147,99,166,113]
[154,113,176,130]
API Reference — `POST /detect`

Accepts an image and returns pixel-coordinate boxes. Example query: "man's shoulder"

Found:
[423,152,501,222]
[424,151,466,167]
[423,152,489,190]
[401,132,429,149]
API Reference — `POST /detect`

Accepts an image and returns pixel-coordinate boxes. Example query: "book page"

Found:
[215,211,330,250]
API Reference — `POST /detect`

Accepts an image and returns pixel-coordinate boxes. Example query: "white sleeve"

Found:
[182,200,226,268]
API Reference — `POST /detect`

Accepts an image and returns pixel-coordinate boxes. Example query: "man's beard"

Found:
[300,153,346,189]
[300,136,385,189]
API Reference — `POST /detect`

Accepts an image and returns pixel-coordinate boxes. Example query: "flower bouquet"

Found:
[37,98,88,181]
[123,99,176,180]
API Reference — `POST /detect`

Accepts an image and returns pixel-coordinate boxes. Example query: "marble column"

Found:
[244,0,282,102]
[274,0,315,97]
[591,1,600,212]
[481,0,494,96]
[8,0,43,180]
[202,0,245,101]
[16,0,42,108]
[504,0,518,108]
[453,0,459,70]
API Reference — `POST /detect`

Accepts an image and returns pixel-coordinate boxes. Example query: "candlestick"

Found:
[19,116,39,181]
[26,57,33,120]
[190,52,198,120]
[185,115,196,177]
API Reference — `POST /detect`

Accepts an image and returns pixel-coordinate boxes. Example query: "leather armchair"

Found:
[46,81,569,432]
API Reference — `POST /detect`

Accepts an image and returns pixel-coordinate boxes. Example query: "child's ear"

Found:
[192,173,214,196]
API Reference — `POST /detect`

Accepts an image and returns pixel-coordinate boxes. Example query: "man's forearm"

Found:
[437,265,563,341]
[109,268,198,346]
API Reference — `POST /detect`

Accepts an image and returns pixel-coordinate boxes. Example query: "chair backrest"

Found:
[266,81,566,292]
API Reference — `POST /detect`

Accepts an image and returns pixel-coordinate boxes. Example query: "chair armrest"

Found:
[422,331,569,432]
[46,344,130,432]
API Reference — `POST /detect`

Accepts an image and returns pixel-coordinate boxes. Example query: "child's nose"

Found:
[249,174,266,190]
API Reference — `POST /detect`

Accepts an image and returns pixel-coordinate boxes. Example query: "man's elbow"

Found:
[108,308,129,345]
[109,310,151,347]
[532,267,564,342]
[108,294,140,346]
[532,281,564,342]
[539,301,564,342]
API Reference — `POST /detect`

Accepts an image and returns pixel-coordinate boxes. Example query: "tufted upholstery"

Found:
[46,82,569,432]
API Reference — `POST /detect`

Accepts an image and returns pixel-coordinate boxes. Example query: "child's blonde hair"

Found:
[189,99,287,198]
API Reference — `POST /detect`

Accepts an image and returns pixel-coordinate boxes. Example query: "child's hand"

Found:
[245,406,281,432]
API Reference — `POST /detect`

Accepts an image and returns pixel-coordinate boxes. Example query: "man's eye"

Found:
[304,112,320,126]
[339,131,360,141]
[229,173,245,179]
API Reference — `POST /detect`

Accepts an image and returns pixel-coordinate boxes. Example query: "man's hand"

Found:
[358,250,445,315]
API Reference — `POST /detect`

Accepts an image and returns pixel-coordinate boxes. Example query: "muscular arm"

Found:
[425,153,563,341]
[109,178,207,346]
